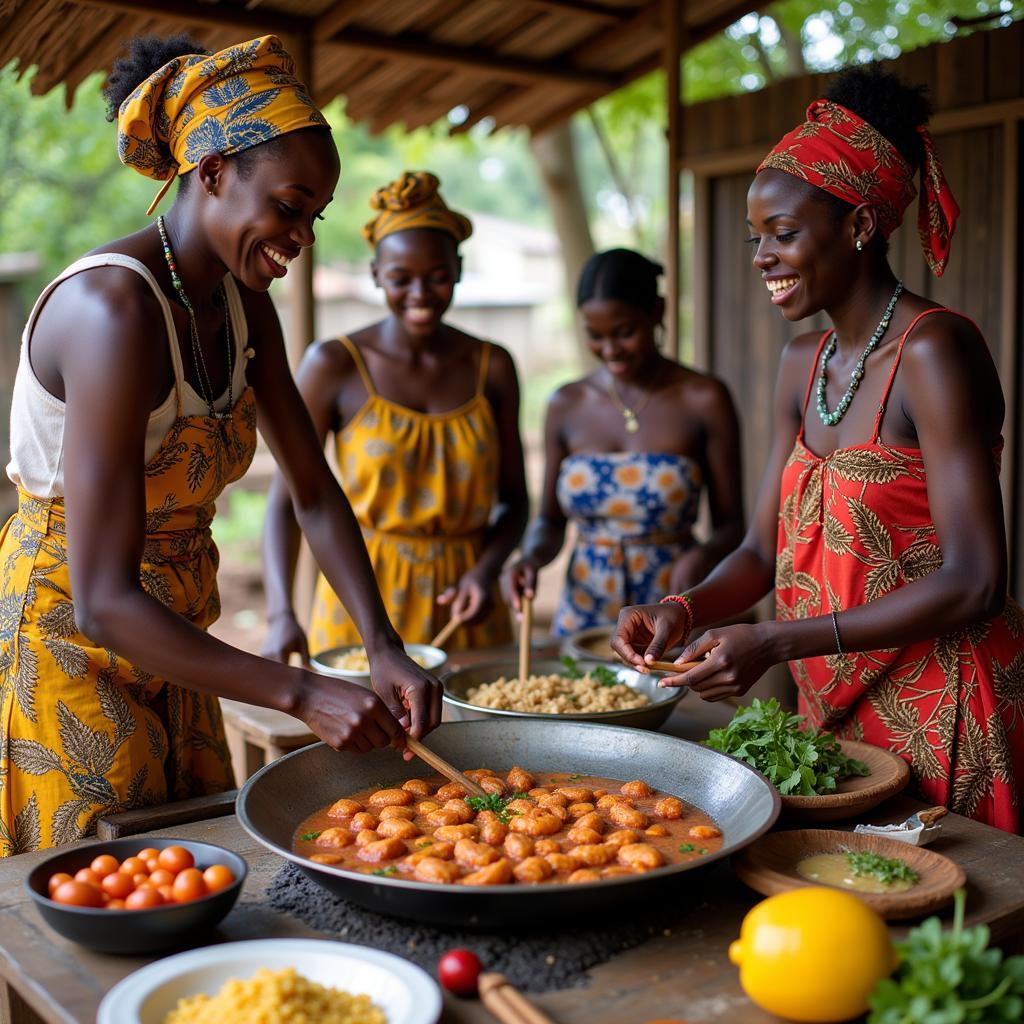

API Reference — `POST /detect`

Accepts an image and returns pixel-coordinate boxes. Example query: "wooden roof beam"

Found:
[519,0,636,19]
[65,0,310,36]
[314,0,364,42]
[323,29,617,88]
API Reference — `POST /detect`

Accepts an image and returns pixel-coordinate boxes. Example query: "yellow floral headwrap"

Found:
[362,172,473,248]
[116,34,330,215]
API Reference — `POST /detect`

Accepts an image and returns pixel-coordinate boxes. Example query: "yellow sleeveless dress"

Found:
[308,337,512,655]
[0,257,253,854]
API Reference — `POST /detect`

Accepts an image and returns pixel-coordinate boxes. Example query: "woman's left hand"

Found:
[368,644,444,749]
[437,569,494,626]
[658,622,778,702]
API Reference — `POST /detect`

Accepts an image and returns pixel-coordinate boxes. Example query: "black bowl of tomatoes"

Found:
[25,837,246,954]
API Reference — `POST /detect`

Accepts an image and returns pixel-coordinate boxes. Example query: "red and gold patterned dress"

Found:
[776,309,1024,833]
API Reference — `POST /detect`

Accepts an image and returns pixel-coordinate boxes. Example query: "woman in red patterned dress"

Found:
[612,66,1024,833]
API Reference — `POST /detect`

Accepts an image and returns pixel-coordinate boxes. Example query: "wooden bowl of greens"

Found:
[704,699,910,822]
[732,828,965,920]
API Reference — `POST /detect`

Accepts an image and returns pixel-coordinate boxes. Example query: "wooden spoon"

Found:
[643,658,706,674]
[404,736,487,798]
[479,973,557,1024]
[518,593,533,682]
[428,615,462,650]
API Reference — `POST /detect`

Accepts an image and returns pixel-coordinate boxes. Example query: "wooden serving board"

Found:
[733,828,966,920]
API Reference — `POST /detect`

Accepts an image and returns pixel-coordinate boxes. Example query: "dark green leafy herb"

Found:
[299,831,321,842]
[464,792,528,824]
[678,843,695,853]
[845,850,919,887]
[868,889,1024,1023]
[703,697,870,796]
[372,866,398,877]
[560,656,620,687]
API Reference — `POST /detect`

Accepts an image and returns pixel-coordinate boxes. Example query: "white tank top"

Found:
[7,253,250,499]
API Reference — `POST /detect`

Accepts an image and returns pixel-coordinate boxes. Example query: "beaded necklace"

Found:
[816,280,903,427]
[157,216,234,428]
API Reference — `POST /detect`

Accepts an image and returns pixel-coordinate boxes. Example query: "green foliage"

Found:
[845,849,920,885]
[869,889,1024,1022]
[704,697,871,795]
[559,655,621,687]
[299,830,321,841]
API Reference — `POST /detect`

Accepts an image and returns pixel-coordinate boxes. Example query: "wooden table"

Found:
[3,691,1024,1024]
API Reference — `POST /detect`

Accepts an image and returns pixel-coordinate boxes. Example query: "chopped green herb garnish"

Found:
[415,839,434,848]
[464,792,527,823]
[704,698,870,796]
[560,655,584,679]
[699,848,709,856]
[372,866,399,877]
[299,831,322,842]
[589,664,621,688]
[845,850,919,886]
[678,843,695,853]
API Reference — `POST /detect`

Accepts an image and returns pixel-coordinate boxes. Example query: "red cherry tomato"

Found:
[171,868,207,903]
[101,871,135,900]
[437,949,483,996]
[202,864,235,893]
[52,880,104,908]
[124,887,164,910]
[90,854,120,878]
[47,872,73,896]
[158,846,195,874]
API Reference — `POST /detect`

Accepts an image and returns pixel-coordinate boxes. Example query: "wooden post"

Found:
[287,30,316,371]
[284,30,318,631]
[663,0,682,358]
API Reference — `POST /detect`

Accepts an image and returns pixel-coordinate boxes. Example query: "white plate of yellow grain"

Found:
[97,938,442,1024]
[310,643,447,680]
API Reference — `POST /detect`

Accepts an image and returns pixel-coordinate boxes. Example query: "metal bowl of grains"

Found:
[442,658,685,731]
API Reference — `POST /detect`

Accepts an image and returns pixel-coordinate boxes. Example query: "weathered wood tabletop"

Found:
[2,658,1024,1024]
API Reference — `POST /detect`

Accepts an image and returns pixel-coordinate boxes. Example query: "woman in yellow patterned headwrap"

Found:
[0,35,441,854]
[262,172,525,662]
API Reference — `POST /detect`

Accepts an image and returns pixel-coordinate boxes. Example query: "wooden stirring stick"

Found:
[479,973,557,1024]
[429,615,462,650]
[644,658,705,674]
[404,736,487,798]
[518,594,533,682]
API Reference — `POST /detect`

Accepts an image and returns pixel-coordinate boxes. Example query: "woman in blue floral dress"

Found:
[503,249,744,635]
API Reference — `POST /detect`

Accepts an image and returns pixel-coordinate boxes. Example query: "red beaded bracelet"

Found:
[659,593,694,633]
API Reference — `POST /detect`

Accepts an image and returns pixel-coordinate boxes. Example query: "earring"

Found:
[855,239,864,252]
[207,189,214,196]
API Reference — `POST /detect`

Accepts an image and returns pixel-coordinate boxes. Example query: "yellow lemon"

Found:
[729,887,897,1022]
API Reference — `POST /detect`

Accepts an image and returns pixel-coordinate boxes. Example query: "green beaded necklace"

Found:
[157,216,234,425]
[816,280,903,427]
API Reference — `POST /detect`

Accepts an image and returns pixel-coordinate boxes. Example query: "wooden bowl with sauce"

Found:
[780,740,911,823]
[732,828,965,920]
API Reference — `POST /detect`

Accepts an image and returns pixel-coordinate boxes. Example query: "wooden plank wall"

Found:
[682,20,1024,600]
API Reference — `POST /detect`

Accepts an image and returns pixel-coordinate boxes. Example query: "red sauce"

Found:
[293,768,722,886]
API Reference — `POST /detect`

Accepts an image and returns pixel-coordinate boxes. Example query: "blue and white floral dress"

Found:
[552,452,702,635]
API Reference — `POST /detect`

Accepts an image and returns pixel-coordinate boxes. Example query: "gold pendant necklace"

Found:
[606,375,652,434]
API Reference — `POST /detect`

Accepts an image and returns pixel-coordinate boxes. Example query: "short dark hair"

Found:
[576,248,664,314]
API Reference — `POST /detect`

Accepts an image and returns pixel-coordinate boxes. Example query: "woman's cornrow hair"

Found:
[103,34,208,122]
[577,249,664,314]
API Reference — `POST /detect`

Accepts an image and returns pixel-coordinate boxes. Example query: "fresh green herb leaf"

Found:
[868,889,1024,1022]
[698,848,709,856]
[589,665,621,688]
[845,850,919,886]
[678,843,696,853]
[299,831,322,842]
[464,792,527,824]
[560,655,585,679]
[415,839,434,848]
[703,698,871,796]
[372,866,398,877]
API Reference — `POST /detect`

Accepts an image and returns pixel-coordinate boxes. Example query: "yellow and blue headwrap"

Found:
[362,172,473,248]
[116,34,330,215]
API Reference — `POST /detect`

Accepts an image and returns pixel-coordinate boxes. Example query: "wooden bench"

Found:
[219,699,317,785]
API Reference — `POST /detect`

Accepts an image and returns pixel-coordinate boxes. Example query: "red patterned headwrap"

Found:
[757,99,959,277]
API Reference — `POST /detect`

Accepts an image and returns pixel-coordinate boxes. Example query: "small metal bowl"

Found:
[442,657,685,731]
[311,643,447,681]
[26,837,247,954]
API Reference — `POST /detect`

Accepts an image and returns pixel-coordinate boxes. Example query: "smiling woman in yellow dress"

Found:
[0,35,440,854]
[261,173,526,663]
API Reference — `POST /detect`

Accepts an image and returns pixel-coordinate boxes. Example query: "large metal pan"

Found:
[237,720,780,927]
[442,658,684,731]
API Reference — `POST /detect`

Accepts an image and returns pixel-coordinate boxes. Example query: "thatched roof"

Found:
[1,0,756,133]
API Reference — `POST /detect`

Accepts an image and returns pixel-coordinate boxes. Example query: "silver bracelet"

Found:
[831,610,844,655]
